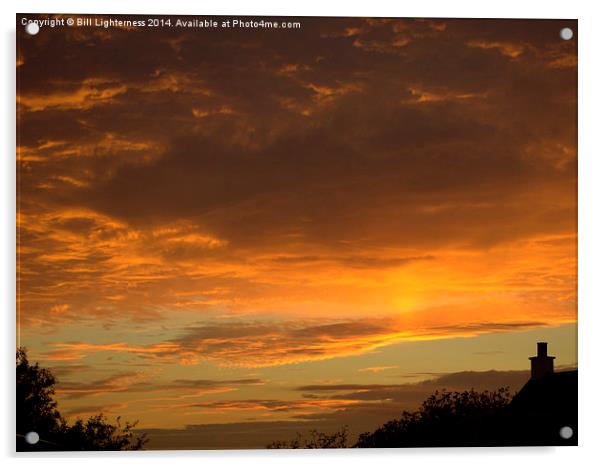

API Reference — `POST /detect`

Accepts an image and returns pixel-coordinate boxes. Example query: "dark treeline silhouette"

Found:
[355,388,514,447]
[268,373,577,448]
[16,348,147,451]
[267,427,349,449]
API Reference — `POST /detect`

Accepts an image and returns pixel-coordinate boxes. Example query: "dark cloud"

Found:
[297,383,403,391]
[184,399,355,412]
[56,371,143,399]
[168,378,264,389]
[56,371,265,399]
[429,321,547,334]
[269,254,434,268]
[340,255,435,269]
[141,421,321,450]
[18,16,576,251]
[64,403,127,418]
[48,364,95,378]
[296,370,531,401]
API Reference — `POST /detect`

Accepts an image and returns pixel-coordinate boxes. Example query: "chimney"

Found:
[529,342,555,380]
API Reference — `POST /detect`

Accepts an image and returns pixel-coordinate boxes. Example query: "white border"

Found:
[0,0,585,18]
[3,1,601,465]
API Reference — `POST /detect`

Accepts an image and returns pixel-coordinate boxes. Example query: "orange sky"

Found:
[17,15,577,448]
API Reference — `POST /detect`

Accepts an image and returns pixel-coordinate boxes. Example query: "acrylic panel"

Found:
[16,14,577,451]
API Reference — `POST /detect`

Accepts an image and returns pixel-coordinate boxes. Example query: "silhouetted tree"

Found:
[267,426,348,449]
[16,348,147,451]
[355,388,512,447]
[16,348,63,440]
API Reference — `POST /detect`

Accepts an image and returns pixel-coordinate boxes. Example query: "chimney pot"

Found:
[537,342,547,357]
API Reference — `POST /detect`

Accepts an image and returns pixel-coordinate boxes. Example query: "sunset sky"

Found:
[17,15,577,448]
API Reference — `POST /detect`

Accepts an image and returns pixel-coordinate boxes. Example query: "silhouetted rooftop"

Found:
[511,369,577,411]
[507,369,577,446]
